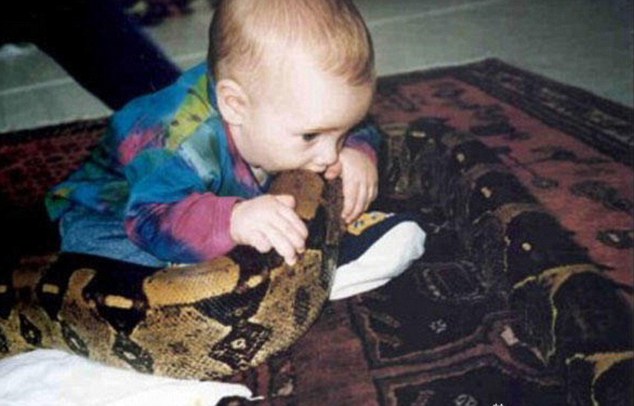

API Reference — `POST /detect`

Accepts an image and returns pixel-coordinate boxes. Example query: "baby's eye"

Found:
[302,133,319,142]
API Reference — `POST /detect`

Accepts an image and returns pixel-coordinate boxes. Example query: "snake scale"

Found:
[0,170,343,380]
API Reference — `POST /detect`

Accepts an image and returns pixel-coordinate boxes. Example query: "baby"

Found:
[209,0,380,265]
[47,0,425,296]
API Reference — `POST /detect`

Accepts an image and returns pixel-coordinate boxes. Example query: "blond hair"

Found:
[208,0,375,88]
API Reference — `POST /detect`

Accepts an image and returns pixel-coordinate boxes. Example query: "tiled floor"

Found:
[1,0,632,133]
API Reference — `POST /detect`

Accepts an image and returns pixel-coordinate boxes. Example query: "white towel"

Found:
[0,349,253,406]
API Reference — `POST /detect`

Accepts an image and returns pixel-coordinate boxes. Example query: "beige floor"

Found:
[1,0,632,133]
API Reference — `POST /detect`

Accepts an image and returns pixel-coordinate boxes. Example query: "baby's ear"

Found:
[216,79,249,125]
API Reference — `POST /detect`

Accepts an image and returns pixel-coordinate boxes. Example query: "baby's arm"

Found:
[123,148,238,264]
[325,120,381,223]
[124,149,307,264]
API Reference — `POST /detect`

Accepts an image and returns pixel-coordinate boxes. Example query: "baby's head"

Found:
[208,0,376,174]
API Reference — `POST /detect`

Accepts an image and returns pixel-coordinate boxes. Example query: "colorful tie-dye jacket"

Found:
[46,63,381,266]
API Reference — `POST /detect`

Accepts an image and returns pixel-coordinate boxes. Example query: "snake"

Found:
[0,170,343,380]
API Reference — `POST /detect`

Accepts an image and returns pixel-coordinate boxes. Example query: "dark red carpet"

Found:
[1,59,632,405]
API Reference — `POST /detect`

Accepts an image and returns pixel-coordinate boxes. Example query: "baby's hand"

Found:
[230,194,308,265]
[324,147,378,224]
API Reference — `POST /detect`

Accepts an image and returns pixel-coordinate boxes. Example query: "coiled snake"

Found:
[0,170,343,380]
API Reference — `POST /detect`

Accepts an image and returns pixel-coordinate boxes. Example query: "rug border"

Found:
[0,118,109,146]
[377,58,634,167]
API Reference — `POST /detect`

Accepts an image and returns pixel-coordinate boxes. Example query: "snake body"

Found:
[0,170,343,380]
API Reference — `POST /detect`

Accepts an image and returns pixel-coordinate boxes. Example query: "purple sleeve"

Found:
[125,193,240,263]
[122,144,241,264]
[344,119,382,164]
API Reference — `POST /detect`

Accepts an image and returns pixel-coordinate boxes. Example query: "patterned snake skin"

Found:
[0,170,343,380]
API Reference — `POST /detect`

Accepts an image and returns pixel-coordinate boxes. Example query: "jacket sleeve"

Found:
[343,118,382,164]
[123,147,238,263]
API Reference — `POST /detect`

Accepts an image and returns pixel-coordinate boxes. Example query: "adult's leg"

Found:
[1,0,181,110]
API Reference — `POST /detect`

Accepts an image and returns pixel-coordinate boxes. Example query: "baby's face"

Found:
[234,50,374,174]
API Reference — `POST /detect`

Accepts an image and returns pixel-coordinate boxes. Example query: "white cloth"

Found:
[0,350,253,406]
[329,220,426,300]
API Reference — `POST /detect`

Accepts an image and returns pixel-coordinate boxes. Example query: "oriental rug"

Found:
[0,59,632,406]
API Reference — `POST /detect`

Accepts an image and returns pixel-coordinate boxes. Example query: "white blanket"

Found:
[0,349,253,406]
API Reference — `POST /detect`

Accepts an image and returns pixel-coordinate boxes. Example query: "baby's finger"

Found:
[266,226,299,265]
[273,217,306,254]
[251,231,273,254]
[363,180,378,211]
[341,178,357,221]
[346,183,367,223]
[369,181,379,204]
[356,184,369,217]
[276,205,309,240]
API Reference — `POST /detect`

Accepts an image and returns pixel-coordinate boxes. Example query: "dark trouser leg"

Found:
[1,0,181,110]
